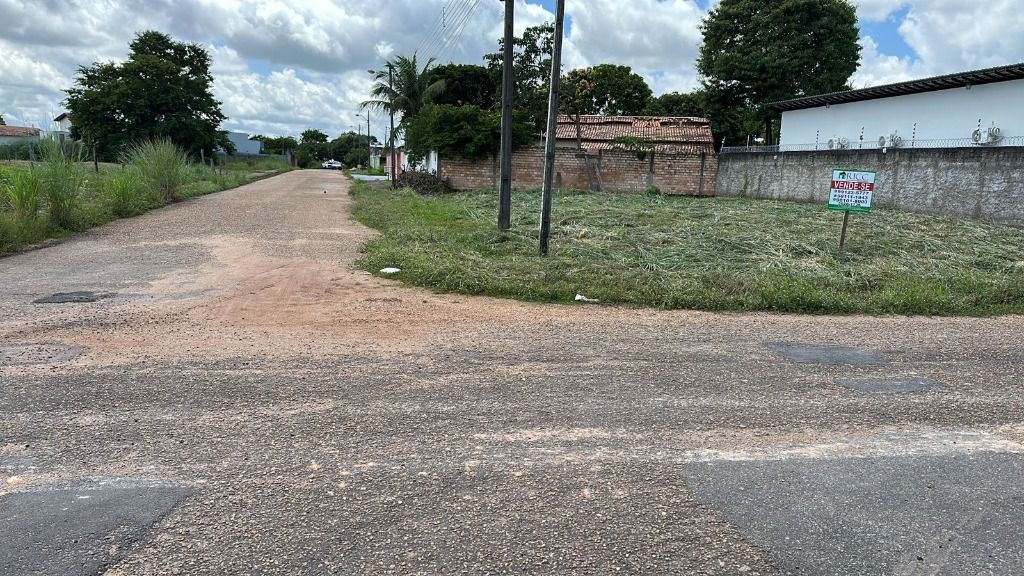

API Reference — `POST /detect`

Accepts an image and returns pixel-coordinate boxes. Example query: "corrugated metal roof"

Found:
[552,115,714,153]
[769,62,1024,112]
[0,126,41,138]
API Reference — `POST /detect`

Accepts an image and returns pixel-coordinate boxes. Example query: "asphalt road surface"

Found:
[2,170,1023,575]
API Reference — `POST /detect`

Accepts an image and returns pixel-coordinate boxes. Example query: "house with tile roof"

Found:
[440,114,718,196]
[554,115,716,155]
[0,126,42,146]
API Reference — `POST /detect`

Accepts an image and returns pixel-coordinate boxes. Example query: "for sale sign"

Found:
[828,169,875,213]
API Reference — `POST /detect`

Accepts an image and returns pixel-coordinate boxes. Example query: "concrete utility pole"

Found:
[538,0,565,256]
[356,112,371,168]
[497,0,515,232]
[388,64,397,186]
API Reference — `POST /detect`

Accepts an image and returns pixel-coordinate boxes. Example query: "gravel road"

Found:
[2,170,1023,575]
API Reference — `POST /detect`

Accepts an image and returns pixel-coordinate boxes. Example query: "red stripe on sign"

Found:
[832,181,876,191]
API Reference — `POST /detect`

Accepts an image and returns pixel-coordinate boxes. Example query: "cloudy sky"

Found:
[2,0,1022,141]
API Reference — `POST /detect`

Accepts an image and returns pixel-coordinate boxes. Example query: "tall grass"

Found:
[123,139,188,202]
[104,169,146,218]
[39,139,85,229]
[4,168,43,220]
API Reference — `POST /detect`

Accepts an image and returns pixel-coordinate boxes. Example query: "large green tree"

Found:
[697,0,860,143]
[485,22,555,130]
[645,91,706,117]
[429,64,498,110]
[65,31,229,160]
[562,65,652,116]
[404,104,534,161]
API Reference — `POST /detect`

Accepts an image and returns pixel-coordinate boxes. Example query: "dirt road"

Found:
[2,170,1023,575]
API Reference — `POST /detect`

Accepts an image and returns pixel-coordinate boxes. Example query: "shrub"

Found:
[394,170,454,196]
[124,139,188,202]
[104,169,145,217]
[39,139,85,229]
[4,168,43,220]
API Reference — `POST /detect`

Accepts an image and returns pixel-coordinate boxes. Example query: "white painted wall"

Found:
[779,79,1024,147]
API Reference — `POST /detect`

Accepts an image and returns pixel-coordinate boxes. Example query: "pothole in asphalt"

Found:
[837,377,944,394]
[32,291,114,304]
[0,343,85,366]
[764,342,888,366]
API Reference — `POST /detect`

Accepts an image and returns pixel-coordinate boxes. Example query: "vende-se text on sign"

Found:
[828,169,876,213]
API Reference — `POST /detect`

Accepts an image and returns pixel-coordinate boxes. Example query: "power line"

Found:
[418,0,471,62]
[431,0,483,62]
[415,0,468,60]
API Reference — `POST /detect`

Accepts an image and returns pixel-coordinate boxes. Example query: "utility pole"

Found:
[538,0,565,256]
[497,0,515,232]
[388,64,397,186]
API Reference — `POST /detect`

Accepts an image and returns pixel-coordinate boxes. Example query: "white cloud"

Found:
[0,0,1021,136]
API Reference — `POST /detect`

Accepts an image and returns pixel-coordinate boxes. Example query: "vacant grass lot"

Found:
[352,185,1024,315]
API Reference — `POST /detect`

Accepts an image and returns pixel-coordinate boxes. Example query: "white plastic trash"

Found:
[574,294,599,303]
[380,267,402,274]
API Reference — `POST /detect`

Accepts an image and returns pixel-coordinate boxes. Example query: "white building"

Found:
[224,131,263,156]
[773,63,1024,150]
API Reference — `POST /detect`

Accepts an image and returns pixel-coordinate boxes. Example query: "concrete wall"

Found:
[442,146,717,196]
[716,147,1024,226]
[226,132,262,156]
[779,79,1024,147]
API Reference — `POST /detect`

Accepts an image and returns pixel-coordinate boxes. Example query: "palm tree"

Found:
[362,54,446,127]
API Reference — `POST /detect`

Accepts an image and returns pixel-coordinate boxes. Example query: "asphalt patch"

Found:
[683,452,1024,575]
[33,291,113,304]
[764,342,888,366]
[838,377,944,394]
[0,477,191,576]
[0,342,85,366]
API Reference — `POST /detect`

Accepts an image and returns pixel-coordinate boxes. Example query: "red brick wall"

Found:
[441,147,717,196]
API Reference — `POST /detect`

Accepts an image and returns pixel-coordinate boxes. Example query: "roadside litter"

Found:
[380,268,402,274]
[575,294,599,303]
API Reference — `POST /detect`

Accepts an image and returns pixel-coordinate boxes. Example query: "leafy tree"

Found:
[64,31,230,160]
[429,64,498,110]
[645,91,707,117]
[563,65,652,116]
[697,0,860,143]
[404,104,534,161]
[301,129,329,145]
[327,132,378,168]
[254,135,298,155]
[485,22,556,130]
[364,54,445,129]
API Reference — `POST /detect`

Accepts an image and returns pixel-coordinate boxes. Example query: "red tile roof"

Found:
[553,115,714,154]
[0,126,41,138]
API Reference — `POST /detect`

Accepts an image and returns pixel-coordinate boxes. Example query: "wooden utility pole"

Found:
[497,0,515,232]
[539,0,565,256]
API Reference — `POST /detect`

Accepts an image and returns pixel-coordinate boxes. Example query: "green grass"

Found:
[0,151,290,256]
[350,185,1024,315]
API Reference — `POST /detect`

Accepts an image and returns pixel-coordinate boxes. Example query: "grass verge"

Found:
[350,184,1024,315]
[1,153,291,256]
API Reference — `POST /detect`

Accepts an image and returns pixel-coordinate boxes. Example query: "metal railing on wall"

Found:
[721,135,1024,154]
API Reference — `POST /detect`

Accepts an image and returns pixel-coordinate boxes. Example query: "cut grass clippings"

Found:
[351,184,1024,316]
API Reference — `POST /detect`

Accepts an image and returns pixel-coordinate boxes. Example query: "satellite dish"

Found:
[838,137,850,149]
[890,133,903,148]
[972,129,984,143]
[827,139,836,149]
[988,126,1002,142]
[878,136,888,148]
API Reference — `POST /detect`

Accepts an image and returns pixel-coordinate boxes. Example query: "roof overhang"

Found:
[769,62,1024,112]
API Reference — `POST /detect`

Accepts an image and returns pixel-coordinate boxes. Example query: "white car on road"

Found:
[321,160,343,170]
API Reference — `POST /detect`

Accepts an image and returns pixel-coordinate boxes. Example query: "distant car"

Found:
[322,160,343,170]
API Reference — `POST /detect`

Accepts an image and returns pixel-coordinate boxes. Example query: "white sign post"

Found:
[828,169,876,251]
